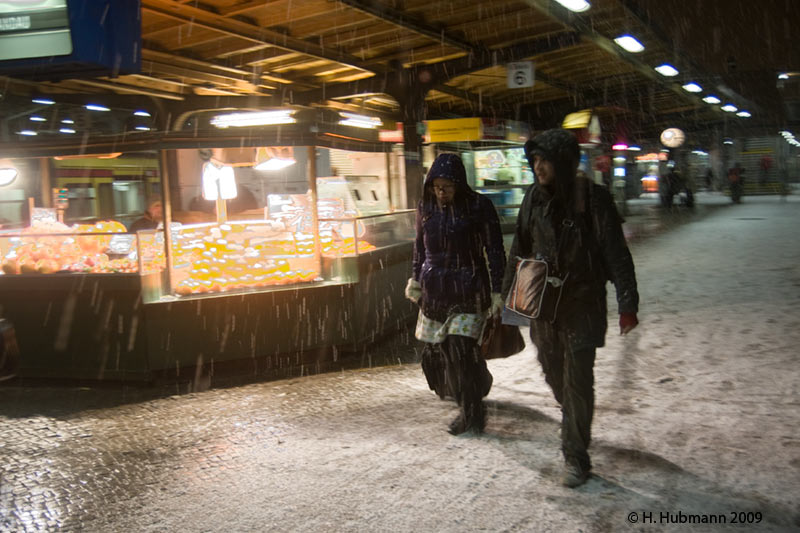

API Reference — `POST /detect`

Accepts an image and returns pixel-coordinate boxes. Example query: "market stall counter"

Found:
[0,210,416,383]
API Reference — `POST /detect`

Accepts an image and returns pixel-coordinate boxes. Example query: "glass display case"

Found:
[0,218,136,275]
[472,146,532,218]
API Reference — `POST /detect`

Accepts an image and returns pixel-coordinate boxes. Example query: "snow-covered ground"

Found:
[1,193,798,532]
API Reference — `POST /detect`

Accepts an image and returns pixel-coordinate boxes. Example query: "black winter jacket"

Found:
[412,154,506,323]
[502,176,638,347]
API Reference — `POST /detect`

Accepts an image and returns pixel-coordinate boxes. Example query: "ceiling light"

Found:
[29,116,46,122]
[135,126,151,131]
[338,112,383,129]
[211,110,296,128]
[59,128,76,134]
[654,64,679,76]
[254,146,297,171]
[721,104,738,112]
[553,0,591,12]
[692,150,708,156]
[254,158,296,171]
[133,110,151,117]
[18,130,37,136]
[85,104,111,112]
[703,95,721,104]
[612,143,628,150]
[778,73,790,80]
[627,145,642,151]
[723,139,734,145]
[613,156,627,162]
[613,35,644,53]
[61,118,74,124]
[32,98,55,105]
[682,82,702,93]
[0,167,18,187]
[736,111,751,118]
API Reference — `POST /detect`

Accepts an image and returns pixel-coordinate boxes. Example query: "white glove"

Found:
[405,278,422,303]
[490,292,504,317]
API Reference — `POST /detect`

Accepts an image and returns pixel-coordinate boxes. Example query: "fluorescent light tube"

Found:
[211,110,296,128]
[339,112,382,129]
[254,158,296,171]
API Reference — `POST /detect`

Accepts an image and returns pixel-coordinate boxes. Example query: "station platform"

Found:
[1,193,799,532]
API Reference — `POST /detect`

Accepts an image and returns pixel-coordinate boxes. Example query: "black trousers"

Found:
[530,321,597,471]
[421,335,492,405]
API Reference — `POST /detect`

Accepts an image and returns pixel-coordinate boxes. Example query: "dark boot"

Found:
[446,401,485,435]
[447,413,467,435]
[464,399,486,434]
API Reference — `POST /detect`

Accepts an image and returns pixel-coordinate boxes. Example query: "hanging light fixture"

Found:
[0,165,18,187]
[254,147,296,171]
[202,163,238,200]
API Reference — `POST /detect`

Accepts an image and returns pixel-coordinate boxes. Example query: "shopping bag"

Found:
[480,315,525,359]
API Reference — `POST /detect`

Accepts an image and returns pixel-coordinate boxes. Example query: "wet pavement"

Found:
[2,192,799,532]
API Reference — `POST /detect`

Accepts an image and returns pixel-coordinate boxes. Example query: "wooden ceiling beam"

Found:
[64,79,187,101]
[142,47,294,86]
[141,1,375,74]
[522,0,715,119]
[336,0,477,52]
[142,60,273,93]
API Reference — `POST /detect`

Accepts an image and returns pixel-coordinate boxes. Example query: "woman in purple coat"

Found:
[405,153,506,434]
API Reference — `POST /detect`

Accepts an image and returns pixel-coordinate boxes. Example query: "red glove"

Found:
[619,312,639,335]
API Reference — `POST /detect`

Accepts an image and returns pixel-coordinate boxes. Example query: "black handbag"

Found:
[480,315,525,359]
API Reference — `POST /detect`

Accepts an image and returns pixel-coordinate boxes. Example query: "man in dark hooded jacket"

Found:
[405,153,506,435]
[502,129,639,487]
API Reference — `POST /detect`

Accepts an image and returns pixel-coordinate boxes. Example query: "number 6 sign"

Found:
[507,61,535,88]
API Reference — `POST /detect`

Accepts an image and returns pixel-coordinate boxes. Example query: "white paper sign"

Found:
[507,61,535,88]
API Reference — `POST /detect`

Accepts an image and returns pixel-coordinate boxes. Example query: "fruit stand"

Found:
[0,129,416,383]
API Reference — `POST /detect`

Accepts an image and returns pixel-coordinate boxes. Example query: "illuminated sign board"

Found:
[425,118,531,143]
[426,118,483,143]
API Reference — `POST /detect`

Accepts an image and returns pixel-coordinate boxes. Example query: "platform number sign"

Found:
[507,61,535,88]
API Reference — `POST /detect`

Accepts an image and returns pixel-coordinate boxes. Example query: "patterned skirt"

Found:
[414,309,487,343]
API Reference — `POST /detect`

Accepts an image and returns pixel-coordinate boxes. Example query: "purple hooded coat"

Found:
[412,154,506,323]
